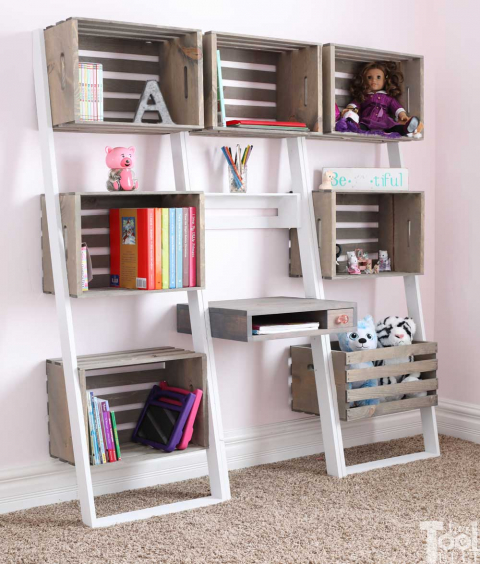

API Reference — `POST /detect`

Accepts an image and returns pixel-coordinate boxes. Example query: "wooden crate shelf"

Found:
[44,18,203,133]
[203,31,322,135]
[290,341,438,421]
[290,190,424,279]
[46,346,208,465]
[177,297,357,342]
[41,191,205,297]
[322,43,424,140]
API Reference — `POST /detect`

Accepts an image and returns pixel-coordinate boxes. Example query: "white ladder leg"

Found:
[171,132,231,500]
[388,142,440,457]
[33,29,96,526]
[287,137,347,477]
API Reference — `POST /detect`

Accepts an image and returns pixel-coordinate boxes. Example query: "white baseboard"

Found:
[0,399,477,515]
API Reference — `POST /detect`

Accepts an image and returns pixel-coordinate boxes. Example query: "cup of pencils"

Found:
[221,144,253,193]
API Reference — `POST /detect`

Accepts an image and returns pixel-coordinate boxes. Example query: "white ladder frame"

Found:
[33,30,230,528]
[287,137,440,477]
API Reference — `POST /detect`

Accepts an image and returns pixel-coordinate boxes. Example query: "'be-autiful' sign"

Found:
[322,168,408,190]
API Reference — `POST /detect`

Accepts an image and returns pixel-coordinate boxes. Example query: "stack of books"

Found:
[79,62,103,122]
[226,120,309,132]
[109,207,197,291]
[86,392,121,465]
[252,321,320,335]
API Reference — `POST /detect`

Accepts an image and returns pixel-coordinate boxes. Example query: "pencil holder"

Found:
[228,165,247,193]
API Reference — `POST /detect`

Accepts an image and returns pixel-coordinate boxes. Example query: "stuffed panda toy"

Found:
[338,315,379,407]
[375,316,425,400]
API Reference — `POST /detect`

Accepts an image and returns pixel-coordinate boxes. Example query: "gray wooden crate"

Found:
[177,297,357,342]
[203,31,322,133]
[46,347,208,465]
[290,190,424,279]
[40,191,205,297]
[290,341,438,421]
[44,18,203,132]
[322,43,424,136]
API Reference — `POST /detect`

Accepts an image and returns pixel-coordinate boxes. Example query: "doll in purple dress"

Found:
[335,61,423,138]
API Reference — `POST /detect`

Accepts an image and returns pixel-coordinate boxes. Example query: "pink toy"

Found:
[105,146,139,191]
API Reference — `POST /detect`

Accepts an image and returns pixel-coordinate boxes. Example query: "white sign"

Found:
[322,168,408,190]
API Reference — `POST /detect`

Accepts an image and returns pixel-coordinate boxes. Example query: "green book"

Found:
[110,411,122,461]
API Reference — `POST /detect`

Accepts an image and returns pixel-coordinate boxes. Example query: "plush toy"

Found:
[319,170,334,190]
[376,316,425,400]
[105,146,139,191]
[335,61,423,139]
[338,315,379,407]
[378,250,391,272]
[346,251,361,274]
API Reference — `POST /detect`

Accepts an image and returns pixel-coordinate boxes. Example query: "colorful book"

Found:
[226,119,307,127]
[110,411,122,461]
[182,208,189,287]
[229,124,309,131]
[189,207,197,287]
[154,209,162,290]
[92,395,107,464]
[109,208,155,290]
[101,401,117,462]
[175,209,183,289]
[161,208,169,289]
[169,208,176,289]
[86,391,99,465]
[97,398,110,462]
[78,62,103,122]
[216,50,226,127]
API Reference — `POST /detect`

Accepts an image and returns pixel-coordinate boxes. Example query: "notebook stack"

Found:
[226,120,309,132]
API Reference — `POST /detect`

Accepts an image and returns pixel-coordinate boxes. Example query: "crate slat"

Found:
[221,66,277,84]
[114,408,143,425]
[346,341,437,364]
[78,55,159,75]
[224,105,277,120]
[336,211,379,223]
[347,378,438,401]
[81,215,109,229]
[220,47,278,65]
[346,359,438,383]
[86,369,163,390]
[100,389,151,407]
[223,86,276,102]
[346,395,438,421]
[336,227,379,240]
[79,34,159,56]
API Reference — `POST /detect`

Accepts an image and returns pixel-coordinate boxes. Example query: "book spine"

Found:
[110,411,122,461]
[97,64,103,121]
[109,209,120,286]
[102,401,117,462]
[97,399,110,462]
[86,391,98,465]
[155,208,162,290]
[216,50,226,127]
[176,209,183,288]
[189,207,197,287]
[137,209,155,290]
[161,208,169,289]
[169,208,176,288]
[183,207,189,287]
[92,396,107,464]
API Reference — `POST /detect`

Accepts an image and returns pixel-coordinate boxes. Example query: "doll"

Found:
[346,251,361,274]
[319,170,334,189]
[378,250,391,272]
[335,61,423,138]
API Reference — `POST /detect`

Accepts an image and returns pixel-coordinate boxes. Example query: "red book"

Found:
[226,119,307,127]
[189,207,196,287]
[101,402,117,462]
[109,208,155,290]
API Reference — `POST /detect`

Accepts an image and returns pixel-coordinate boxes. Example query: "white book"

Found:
[252,322,320,335]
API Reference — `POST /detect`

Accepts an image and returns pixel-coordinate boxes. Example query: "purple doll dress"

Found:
[336,90,406,138]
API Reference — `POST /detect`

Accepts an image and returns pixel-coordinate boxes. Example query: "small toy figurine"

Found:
[378,250,392,272]
[364,258,373,274]
[373,263,380,274]
[105,146,139,191]
[355,248,369,272]
[346,251,361,274]
[335,61,423,139]
[319,170,334,190]
[336,244,342,267]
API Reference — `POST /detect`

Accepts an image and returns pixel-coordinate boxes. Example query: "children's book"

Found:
[92,395,107,464]
[161,208,169,290]
[86,391,99,465]
[182,207,189,287]
[216,50,226,127]
[226,119,307,127]
[169,208,176,289]
[229,124,309,131]
[189,207,197,287]
[101,400,117,462]
[110,208,155,290]
[110,411,122,461]
[252,322,319,335]
[176,208,183,289]
[154,209,162,290]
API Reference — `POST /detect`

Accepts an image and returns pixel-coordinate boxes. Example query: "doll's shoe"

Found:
[405,116,420,134]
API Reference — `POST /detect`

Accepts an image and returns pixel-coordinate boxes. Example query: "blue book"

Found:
[169,208,176,288]
[86,391,99,465]
[175,209,183,288]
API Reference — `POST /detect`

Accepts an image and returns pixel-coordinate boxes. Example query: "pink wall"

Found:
[0,0,437,471]
[435,0,480,404]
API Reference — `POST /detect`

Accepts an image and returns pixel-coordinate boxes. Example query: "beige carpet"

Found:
[1,435,479,564]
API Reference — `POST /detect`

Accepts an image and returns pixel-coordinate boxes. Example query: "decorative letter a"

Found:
[133,80,174,124]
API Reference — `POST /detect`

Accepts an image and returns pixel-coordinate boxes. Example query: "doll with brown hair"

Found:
[335,61,423,138]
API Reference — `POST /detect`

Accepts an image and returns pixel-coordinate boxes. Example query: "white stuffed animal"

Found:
[375,316,426,401]
[319,170,334,190]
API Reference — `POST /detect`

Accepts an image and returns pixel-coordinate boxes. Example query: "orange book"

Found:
[109,208,155,290]
[154,209,162,289]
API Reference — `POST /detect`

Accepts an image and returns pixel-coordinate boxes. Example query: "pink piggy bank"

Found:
[105,146,139,191]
